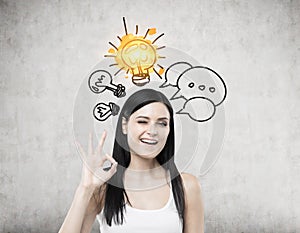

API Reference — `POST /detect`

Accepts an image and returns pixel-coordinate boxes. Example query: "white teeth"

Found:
[141,139,158,145]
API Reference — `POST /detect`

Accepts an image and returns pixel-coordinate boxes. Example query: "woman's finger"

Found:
[104,154,117,165]
[99,154,118,171]
[88,132,93,155]
[109,161,118,174]
[76,141,85,157]
[98,152,111,164]
[96,131,107,154]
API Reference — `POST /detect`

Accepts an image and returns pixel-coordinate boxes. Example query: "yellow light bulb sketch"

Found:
[121,39,156,80]
[105,17,165,86]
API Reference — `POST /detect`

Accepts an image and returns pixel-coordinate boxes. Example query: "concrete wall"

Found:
[1,0,299,232]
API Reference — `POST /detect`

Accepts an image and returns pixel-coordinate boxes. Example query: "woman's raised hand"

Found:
[77,131,118,190]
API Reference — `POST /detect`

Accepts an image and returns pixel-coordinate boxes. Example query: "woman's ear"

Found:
[122,117,128,134]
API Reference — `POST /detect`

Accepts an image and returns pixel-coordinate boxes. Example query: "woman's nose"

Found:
[147,124,158,136]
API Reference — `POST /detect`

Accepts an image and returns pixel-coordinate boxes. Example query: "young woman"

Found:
[59,89,204,233]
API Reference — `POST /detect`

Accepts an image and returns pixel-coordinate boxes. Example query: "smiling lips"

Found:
[140,138,158,145]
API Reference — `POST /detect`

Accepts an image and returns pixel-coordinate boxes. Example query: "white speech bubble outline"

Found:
[177,97,216,122]
[160,61,193,88]
[171,66,227,105]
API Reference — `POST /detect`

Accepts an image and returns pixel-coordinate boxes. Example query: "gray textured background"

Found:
[1,0,299,232]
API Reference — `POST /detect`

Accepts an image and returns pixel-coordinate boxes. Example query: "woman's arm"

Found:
[58,185,97,233]
[182,173,204,233]
[58,132,117,233]
[80,185,106,233]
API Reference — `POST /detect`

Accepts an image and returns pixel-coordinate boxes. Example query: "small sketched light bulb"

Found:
[88,70,126,97]
[93,102,120,121]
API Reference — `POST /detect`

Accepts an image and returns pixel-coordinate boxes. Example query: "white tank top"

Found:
[96,185,183,233]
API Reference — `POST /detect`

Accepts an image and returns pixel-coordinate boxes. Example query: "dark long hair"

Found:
[102,88,185,227]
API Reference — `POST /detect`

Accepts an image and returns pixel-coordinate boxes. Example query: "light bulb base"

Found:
[132,74,150,87]
[114,84,126,97]
[109,102,120,116]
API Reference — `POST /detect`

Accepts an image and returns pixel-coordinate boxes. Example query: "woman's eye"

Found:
[137,121,148,124]
[158,122,168,127]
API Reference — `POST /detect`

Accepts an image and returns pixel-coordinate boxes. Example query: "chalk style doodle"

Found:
[93,102,120,121]
[164,64,227,122]
[160,61,193,88]
[177,97,216,122]
[74,18,228,180]
[105,17,166,86]
[88,70,126,98]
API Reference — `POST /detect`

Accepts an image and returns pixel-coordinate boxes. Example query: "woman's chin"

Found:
[133,152,158,159]
[131,148,163,160]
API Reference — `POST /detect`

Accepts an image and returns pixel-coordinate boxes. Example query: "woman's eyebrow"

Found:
[136,116,169,121]
[136,116,150,120]
[157,117,169,121]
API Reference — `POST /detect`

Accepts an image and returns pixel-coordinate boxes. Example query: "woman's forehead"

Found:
[131,102,170,119]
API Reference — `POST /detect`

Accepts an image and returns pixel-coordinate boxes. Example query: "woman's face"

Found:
[122,102,170,159]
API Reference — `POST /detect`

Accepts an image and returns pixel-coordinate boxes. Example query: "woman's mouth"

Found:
[140,138,158,145]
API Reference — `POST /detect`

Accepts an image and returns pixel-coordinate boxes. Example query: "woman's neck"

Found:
[124,153,169,191]
[127,153,160,171]
[124,153,170,191]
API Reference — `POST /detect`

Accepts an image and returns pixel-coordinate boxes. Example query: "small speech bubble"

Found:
[171,89,184,100]
[177,97,216,122]
[171,66,227,106]
[160,62,192,88]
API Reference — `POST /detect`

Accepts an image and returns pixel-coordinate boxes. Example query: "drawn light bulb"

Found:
[105,18,166,86]
[88,70,126,97]
[121,39,156,86]
[93,102,120,121]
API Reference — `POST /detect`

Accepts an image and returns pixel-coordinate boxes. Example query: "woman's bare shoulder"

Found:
[180,173,201,194]
[180,174,204,231]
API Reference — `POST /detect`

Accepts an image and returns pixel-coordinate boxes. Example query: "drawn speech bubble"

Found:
[160,62,192,88]
[177,97,216,122]
[171,66,227,107]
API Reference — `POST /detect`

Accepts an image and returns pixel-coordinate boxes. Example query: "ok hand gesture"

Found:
[77,131,118,190]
